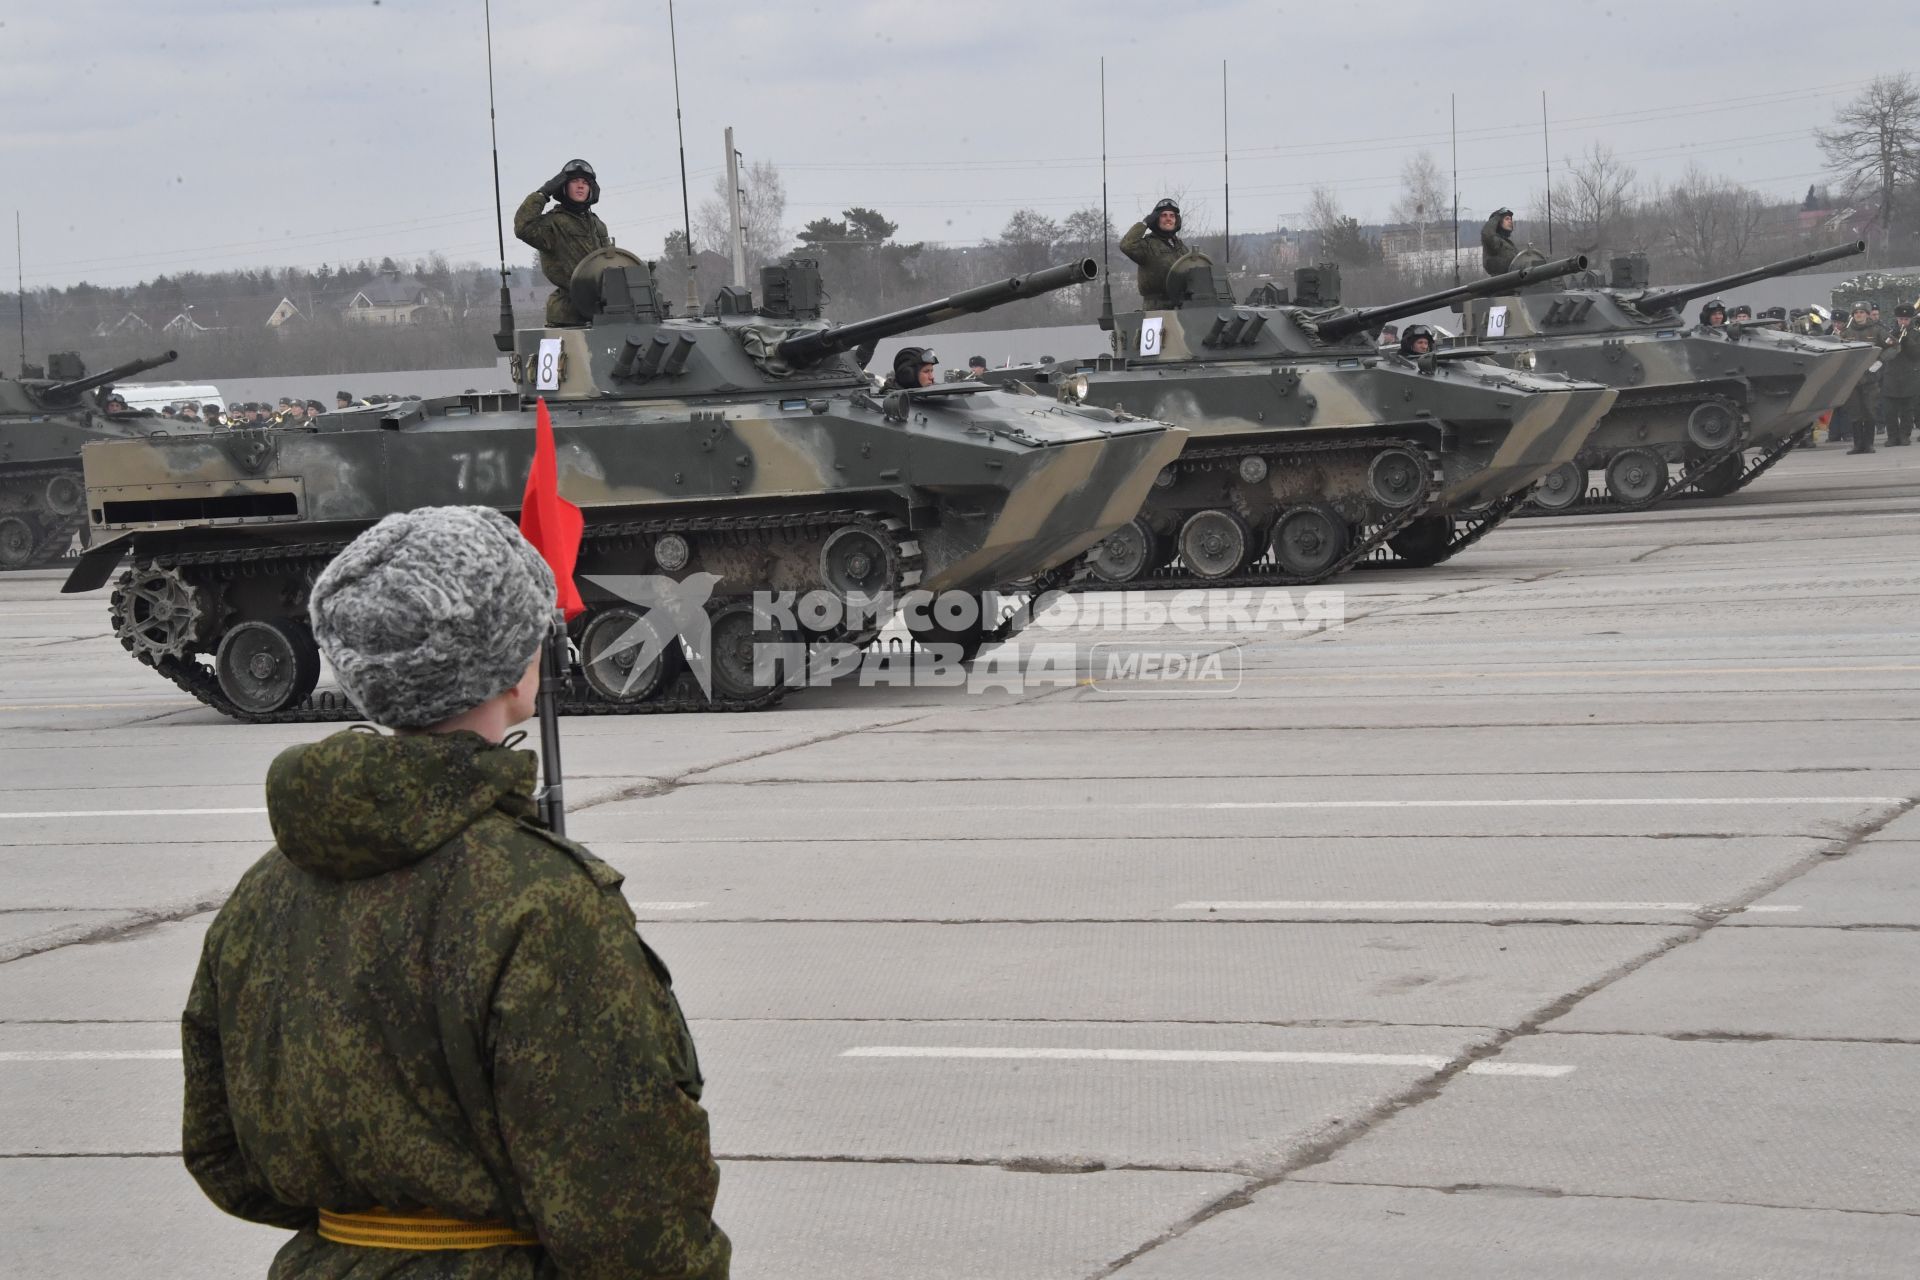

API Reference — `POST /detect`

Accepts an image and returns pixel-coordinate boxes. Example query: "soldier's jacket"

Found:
[1119,221,1190,306]
[1847,319,1888,392]
[514,190,612,325]
[182,727,730,1280]
[1481,214,1516,277]
[1883,323,1920,399]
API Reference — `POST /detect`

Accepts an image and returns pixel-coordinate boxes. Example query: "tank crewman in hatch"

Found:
[1699,299,1728,329]
[1481,207,1518,276]
[181,505,731,1280]
[887,346,939,389]
[1398,324,1436,357]
[1880,303,1920,447]
[515,158,613,326]
[1120,198,1190,307]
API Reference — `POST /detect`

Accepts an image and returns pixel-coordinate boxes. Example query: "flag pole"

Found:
[535,609,568,835]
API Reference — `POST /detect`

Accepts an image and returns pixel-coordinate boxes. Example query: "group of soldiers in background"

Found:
[1833,300,1920,453]
[95,388,427,429]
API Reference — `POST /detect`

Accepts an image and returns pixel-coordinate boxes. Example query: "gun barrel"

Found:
[45,350,179,400]
[1314,256,1589,343]
[776,259,1098,365]
[1637,241,1866,316]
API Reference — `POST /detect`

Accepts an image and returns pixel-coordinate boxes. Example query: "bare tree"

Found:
[1656,164,1768,277]
[693,159,789,274]
[1389,152,1448,255]
[1305,186,1345,242]
[1818,74,1920,255]
[1548,142,1639,259]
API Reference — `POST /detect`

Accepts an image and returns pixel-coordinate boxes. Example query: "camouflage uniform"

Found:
[1481,213,1517,277]
[1843,317,1887,451]
[1120,214,1190,308]
[515,191,612,326]
[1880,320,1920,446]
[182,728,730,1279]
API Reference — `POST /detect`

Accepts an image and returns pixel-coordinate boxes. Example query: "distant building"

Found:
[92,311,154,339]
[161,310,222,340]
[265,297,304,330]
[342,271,448,326]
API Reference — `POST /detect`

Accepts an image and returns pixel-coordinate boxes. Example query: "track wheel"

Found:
[1530,461,1587,511]
[1387,515,1456,568]
[1088,516,1163,584]
[214,619,322,715]
[1604,448,1669,507]
[1366,447,1428,509]
[819,524,900,605]
[907,590,993,664]
[45,473,85,516]
[0,516,35,569]
[579,607,675,702]
[1689,452,1745,499]
[1178,509,1256,580]
[1269,506,1350,579]
[1685,401,1739,452]
[702,601,787,702]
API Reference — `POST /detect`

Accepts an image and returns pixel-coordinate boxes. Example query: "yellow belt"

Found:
[317,1207,540,1250]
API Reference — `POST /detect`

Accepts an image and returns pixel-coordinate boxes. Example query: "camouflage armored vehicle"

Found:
[0,349,179,569]
[1454,242,1875,512]
[63,256,1185,720]
[994,254,1617,582]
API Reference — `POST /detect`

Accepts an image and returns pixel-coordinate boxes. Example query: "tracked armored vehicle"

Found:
[994,255,1617,583]
[0,350,179,569]
[1454,242,1876,513]
[63,256,1184,721]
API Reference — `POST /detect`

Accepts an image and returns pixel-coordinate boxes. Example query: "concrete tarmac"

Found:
[3,445,1919,1277]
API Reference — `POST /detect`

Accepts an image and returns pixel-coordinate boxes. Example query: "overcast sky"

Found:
[4,0,1915,289]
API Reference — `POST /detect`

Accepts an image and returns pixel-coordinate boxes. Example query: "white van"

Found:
[114,381,226,414]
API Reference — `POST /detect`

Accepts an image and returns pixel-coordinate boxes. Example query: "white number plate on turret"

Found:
[1487,306,1509,338]
[1139,317,1164,356]
[535,337,563,390]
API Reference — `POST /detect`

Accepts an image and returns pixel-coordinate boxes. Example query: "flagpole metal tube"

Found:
[535,609,568,835]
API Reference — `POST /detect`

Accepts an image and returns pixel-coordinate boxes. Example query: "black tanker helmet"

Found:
[892,345,937,386]
[1149,197,1182,236]
[557,158,601,209]
[1491,207,1514,236]
[1700,298,1728,325]
[1399,323,1436,355]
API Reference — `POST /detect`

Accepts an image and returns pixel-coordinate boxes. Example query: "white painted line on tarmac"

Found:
[1173,900,1805,913]
[0,808,267,820]
[907,797,1903,814]
[0,1050,182,1062]
[841,1046,1574,1077]
[631,901,707,911]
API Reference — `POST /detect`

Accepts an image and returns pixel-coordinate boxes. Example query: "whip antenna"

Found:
[14,212,24,376]
[1451,93,1460,286]
[1221,60,1230,270]
[484,0,515,353]
[1542,90,1554,254]
[668,0,698,311]
[1099,58,1114,332]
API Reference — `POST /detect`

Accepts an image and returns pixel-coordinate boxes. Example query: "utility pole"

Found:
[725,127,747,289]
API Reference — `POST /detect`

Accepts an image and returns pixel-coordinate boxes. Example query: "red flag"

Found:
[519,397,586,620]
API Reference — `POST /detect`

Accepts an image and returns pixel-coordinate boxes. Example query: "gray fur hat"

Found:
[309,506,556,728]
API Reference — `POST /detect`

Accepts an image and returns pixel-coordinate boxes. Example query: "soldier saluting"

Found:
[181,506,730,1278]
[1120,198,1190,308]
[515,159,612,325]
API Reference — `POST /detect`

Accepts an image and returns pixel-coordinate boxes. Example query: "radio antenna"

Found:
[1541,90,1554,254]
[1221,60,1231,270]
[14,212,25,376]
[483,0,517,353]
[1451,93,1461,286]
[668,0,698,312]
[1098,57,1114,332]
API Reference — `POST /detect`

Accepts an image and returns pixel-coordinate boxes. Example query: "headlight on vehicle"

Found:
[1057,372,1090,404]
[1518,350,1538,371]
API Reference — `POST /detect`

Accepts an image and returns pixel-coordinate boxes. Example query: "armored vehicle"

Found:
[995,255,1617,583]
[1454,243,1875,512]
[0,350,179,569]
[63,256,1185,721]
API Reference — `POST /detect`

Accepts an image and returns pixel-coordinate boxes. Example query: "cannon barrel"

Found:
[1313,256,1590,343]
[1636,241,1866,316]
[44,349,179,401]
[776,259,1098,366]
